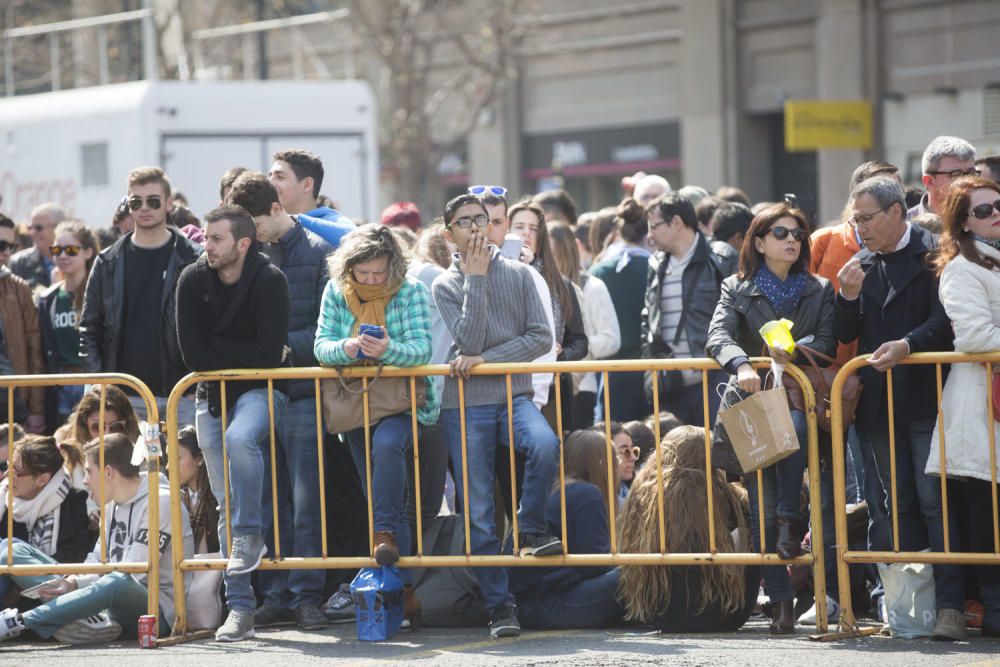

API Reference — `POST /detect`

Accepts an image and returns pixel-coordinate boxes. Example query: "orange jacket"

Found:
[810,223,861,366]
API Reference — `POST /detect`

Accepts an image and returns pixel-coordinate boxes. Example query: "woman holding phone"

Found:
[314,224,437,624]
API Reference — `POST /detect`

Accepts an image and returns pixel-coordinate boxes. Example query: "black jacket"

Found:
[78,228,203,396]
[8,246,51,290]
[0,488,92,564]
[643,234,738,359]
[833,226,953,429]
[706,272,836,375]
[176,246,290,416]
[557,279,588,362]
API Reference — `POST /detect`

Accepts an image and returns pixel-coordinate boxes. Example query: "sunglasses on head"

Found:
[50,244,82,257]
[968,199,1000,220]
[468,185,508,198]
[766,225,808,242]
[0,241,14,253]
[126,195,162,211]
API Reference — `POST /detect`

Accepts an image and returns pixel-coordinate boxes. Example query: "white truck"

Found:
[0,79,378,225]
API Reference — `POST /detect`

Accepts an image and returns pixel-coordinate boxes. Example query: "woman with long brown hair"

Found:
[618,426,757,631]
[927,176,1000,636]
[506,429,624,629]
[38,221,99,431]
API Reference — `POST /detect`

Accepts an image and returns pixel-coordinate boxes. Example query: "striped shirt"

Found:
[659,238,701,386]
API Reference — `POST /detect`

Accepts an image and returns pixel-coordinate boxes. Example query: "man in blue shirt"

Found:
[268,149,355,247]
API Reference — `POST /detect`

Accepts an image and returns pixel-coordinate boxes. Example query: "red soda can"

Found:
[138,615,158,648]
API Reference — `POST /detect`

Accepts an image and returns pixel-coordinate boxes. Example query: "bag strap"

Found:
[335,363,384,395]
[796,343,841,369]
[795,344,830,402]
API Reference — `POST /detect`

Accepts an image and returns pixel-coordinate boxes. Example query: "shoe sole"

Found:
[227,544,268,576]
[374,550,400,566]
[216,628,256,642]
[324,615,356,624]
[490,626,521,639]
[253,619,296,628]
[54,623,123,645]
[521,542,563,557]
[297,622,330,631]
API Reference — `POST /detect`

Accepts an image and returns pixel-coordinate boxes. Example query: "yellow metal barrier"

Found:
[165,358,828,636]
[829,352,1000,633]
[1,373,161,620]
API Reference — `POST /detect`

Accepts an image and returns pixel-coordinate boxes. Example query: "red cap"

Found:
[380,201,421,232]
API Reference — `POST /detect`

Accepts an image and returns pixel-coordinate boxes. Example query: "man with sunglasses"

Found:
[79,167,203,426]
[0,215,45,433]
[835,175,964,640]
[8,203,64,291]
[909,135,977,220]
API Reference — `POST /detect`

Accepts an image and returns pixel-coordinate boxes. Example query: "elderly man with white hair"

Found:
[633,174,671,207]
[909,135,977,219]
[9,203,65,290]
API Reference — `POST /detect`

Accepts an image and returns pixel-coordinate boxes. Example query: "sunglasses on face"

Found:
[0,241,14,253]
[968,199,1000,220]
[127,195,162,211]
[468,185,508,197]
[766,226,808,242]
[30,224,53,233]
[88,419,127,435]
[451,214,490,229]
[50,245,82,257]
[617,446,641,461]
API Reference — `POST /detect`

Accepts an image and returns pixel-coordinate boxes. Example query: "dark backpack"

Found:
[411,514,489,627]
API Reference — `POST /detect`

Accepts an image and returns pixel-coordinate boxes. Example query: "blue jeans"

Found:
[196,388,287,612]
[744,409,808,602]
[440,395,560,612]
[260,397,324,609]
[857,417,963,611]
[0,539,168,638]
[345,413,414,583]
[518,569,623,629]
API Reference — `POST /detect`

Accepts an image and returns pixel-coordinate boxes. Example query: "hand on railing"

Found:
[449,354,484,379]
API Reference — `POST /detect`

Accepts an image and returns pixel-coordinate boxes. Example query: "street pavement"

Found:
[3,619,1000,666]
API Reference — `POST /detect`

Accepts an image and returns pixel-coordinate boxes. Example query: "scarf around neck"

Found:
[972,234,1000,252]
[753,264,808,318]
[342,276,402,335]
[0,467,71,556]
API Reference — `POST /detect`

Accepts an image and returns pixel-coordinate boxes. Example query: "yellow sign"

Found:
[784,100,872,151]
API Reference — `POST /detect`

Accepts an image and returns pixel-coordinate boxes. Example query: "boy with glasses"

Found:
[79,167,203,426]
[432,194,562,639]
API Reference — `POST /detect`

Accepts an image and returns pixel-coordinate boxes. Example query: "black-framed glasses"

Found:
[50,245,82,257]
[969,199,1000,220]
[126,195,162,211]
[0,241,15,253]
[926,167,980,180]
[766,226,808,242]
[451,214,489,229]
[848,207,888,227]
[468,185,508,198]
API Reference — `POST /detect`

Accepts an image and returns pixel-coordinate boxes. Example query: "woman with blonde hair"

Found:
[507,430,624,629]
[314,223,437,626]
[618,425,757,631]
[38,220,99,431]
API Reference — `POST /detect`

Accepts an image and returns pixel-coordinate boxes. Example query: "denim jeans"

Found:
[345,413,414,582]
[966,479,1000,625]
[0,539,169,638]
[196,387,287,612]
[440,395,560,612]
[128,394,196,428]
[260,396,325,609]
[857,417,963,611]
[743,409,808,602]
[518,569,623,629]
[404,422,449,550]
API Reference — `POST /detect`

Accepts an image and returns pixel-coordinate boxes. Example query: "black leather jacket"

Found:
[78,228,203,396]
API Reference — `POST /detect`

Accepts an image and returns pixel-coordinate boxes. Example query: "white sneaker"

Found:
[215,610,255,642]
[0,608,24,641]
[53,612,123,645]
[799,595,841,626]
[227,535,267,575]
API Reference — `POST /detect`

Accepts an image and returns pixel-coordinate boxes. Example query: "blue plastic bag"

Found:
[351,566,404,641]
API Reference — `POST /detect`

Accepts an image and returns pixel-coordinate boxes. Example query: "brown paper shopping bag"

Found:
[717,386,799,473]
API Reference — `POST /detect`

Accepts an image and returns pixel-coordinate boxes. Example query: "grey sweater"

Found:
[432,249,553,409]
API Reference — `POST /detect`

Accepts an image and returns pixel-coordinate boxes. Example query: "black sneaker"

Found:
[488,603,520,639]
[324,583,356,623]
[519,532,563,557]
[253,605,295,628]
[294,603,329,631]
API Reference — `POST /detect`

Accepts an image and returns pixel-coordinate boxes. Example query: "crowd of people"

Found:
[0,136,997,646]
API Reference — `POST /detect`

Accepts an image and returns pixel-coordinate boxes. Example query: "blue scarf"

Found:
[753,265,808,317]
[972,234,1000,252]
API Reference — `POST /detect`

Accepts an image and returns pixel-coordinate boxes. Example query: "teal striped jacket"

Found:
[314,277,440,425]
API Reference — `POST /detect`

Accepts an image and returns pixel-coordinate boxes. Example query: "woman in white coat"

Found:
[928,176,1000,637]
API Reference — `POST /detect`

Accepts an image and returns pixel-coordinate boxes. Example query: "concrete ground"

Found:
[3,619,1000,666]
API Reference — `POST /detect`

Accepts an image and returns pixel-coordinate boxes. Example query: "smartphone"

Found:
[500,234,522,260]
[357,324,385,359]
[20,578,65,600]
